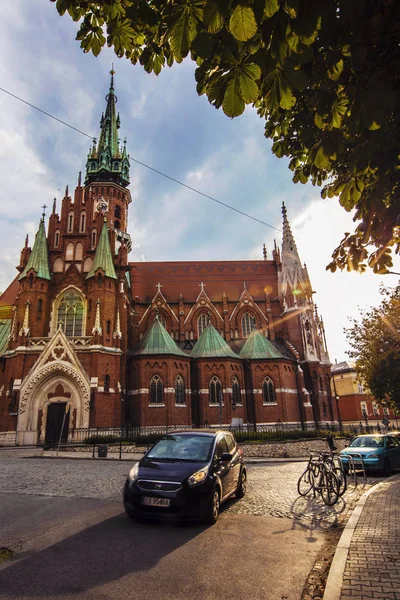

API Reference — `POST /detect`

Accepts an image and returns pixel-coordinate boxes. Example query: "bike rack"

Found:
[347,453,366,486]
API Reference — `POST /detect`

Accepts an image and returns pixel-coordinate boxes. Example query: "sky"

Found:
[0,1,398,361]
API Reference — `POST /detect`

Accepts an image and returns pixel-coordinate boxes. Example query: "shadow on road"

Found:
[0,512,206,597]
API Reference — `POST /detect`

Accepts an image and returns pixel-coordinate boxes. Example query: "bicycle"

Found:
[297,451,341,506]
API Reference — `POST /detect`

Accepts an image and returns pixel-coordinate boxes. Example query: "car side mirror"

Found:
[219,453,232,462]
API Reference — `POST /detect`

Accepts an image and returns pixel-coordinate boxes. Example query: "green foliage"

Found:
[345,284,400,412]
[50,0,400,273]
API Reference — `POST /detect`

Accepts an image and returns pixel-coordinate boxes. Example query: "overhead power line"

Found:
[0,85,282,234]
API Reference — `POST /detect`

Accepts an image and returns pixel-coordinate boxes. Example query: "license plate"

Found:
[142,497,170,507]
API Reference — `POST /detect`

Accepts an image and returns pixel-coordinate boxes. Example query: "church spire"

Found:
[18,219,50,281]
[85,68,130,187]
[281,202,301,265]
[86,220,117,280]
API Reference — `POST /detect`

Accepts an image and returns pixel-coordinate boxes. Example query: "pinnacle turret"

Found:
[19,219,50,281]
[85,68,130,187]
[86,221,117,280]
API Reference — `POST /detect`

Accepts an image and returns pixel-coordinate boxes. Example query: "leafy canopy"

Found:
[345,284,400,412]
[51,0,400,273]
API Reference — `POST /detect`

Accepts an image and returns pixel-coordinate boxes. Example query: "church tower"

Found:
[278,203,332,424]
[0,70,133,444]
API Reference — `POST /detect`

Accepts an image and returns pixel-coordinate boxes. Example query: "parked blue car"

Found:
[340,434,400,475]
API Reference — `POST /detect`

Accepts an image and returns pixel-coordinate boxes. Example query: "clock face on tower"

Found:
[96,197,108,214]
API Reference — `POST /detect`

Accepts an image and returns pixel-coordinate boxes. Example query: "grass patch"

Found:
[0,548,15,563]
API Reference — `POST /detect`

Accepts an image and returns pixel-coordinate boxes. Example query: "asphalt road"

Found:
[0,456,378,600]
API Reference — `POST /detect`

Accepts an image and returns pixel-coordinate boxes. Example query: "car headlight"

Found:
[187,467,208,487]
[367,453,379,459]
[128,463,139,481]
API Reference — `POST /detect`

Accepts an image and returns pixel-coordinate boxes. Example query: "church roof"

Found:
[133,316,188,357]
[19,220,50,281]
[129,260,278,303]
[239,328,284,360]
[86,221,117,280]
[191,323,241,359]
[0,276,19,308]
[0,318,11,356]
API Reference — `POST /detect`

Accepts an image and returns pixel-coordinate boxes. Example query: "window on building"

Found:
[358,382,364,394]
[262,377,276,404]
[9,378,14,397]
[37,299,43,314]
[65,243,74,261]
[53,257,64,273]
[383,405,389,416]
[360,401,368,418]
[106,320,111,334]
[115,205,121,219]
[150,375,163,405]
[373,403,379,416]
[104,374,110,393]
[79,212,86,233]
[175,375,185,405]
[197,313,209,338]
[232,376,241,406]
[91,229,97,248]
[57,290,84,336]
[241,312,256,338]
[67,211,74,233]
[75,242,83,261]
[209,375,222,406]
[83,257,92,273]
[54,230,60,248]
[114,220,120,230]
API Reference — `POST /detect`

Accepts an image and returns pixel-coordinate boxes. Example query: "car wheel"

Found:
[125,507,136,519]
[383,458,391,476]
[236,470,247,498]
[206,488,220,525]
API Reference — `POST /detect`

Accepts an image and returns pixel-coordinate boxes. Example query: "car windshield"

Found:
[147,434,214,462]
[349,436,384,448]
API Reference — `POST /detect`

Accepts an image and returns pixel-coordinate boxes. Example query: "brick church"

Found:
[0,72,337,446]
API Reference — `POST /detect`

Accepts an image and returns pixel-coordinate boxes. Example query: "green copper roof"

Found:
[133,317,188,357]
[85,70,130,187]
[86,221,117,280]
[191,324,240,359]
[240,328,284,360]
[0,319,11,356]
[19,220,50,281]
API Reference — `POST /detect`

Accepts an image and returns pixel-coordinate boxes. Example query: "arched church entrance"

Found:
[17,363,90,446]
[45,403,70,446]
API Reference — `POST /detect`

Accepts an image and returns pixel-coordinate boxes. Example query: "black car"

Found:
[123,430,246,524]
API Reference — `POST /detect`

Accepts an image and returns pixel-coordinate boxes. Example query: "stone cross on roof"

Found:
[156,283,163,293]
[199,282,206,292]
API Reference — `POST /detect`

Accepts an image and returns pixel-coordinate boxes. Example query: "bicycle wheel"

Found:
[297,468,314,496]
[334,466,347,496]
[320,470,340,506]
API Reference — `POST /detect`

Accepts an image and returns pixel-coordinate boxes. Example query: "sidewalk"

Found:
[324,473,400,600]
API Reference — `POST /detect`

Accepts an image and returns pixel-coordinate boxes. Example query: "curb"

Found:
[322,472,400,600]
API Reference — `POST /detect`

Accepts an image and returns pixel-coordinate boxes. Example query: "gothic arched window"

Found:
[232,376,241,406]
[79,211,86,233]
[114,205,121,219]
[241,312,256,338]
[54,230,60,248]
[150,375,163,405]
[91,228,97,248]
[197,313,209,338]
[57,290,84,336]
[65,243,74,261]
[104,374,110,393]
[67,211,74,233]
[175,375,185,405]
[75,242,83,261]
[209,375,222,406]
[262,377,276,404]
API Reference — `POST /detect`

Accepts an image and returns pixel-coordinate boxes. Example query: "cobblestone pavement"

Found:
[341,477,400,600]
[0,455,380,528]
